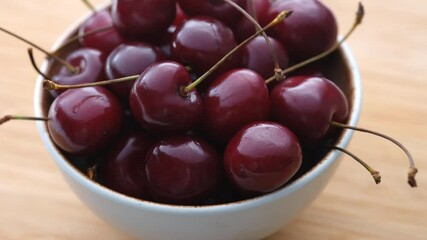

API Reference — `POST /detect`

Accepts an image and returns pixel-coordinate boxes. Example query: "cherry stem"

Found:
[248,0,258,29]
[182,10,292,94]
[51,25,113,55]
[0,27,79,74]
[265,2,365,84]
[82,0,96,13]
[0,115,49,125]
[329,145,381,184]
[330,121,418,187]
[87,164,97,180]
[28,48,50,79]
[223,0,283,79]
[43,75,140,90]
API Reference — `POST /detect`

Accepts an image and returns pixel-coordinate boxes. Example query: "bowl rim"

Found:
[33,7,362,214]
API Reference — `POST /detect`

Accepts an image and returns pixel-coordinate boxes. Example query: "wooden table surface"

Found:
[0,1,426,239]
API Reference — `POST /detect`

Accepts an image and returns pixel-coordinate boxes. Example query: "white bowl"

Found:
[33,9,362,240]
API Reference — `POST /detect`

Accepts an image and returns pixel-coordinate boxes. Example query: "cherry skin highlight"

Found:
[78,10,124,55]
[105,42,166,101]
[50,48,105,98]
[129,61,203,134]
[171,16,239,75]
[145,135,222,204]
[224,122,302,195]
[270,76,348,144]
[47,86,123,155]
[203,68,270,144]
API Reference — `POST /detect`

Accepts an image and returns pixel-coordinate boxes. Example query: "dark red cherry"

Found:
[50,48,105,98]
[129,61,202,134]
[171,16,239,75]
[105,42,166,101]
[145,135,222,204]
[224,122,302,195]
[240,36,289,79]
[111,0,176,38]
[203,69,269,144]
[270,76,348,144]
[233,0,272,42]
[267,0,338,61]
[47,87,123,155]
[98,131,153,199]
[177,0,246,27]
[78,10,125,54]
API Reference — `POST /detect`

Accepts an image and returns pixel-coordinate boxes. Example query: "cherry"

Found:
[203,68,269,144]
[177,0,246,27]
[50,48,105,98]
[105,42,166,101]
[145,135,222,204]
[78,10,125,54]
[48,86,123,155]
[129,61,203,134]
[262,2,364,84]
[267,0,338,62]
[224,121,302,195]
[98,131,153,199]
[270,76,348,144]
[240,36,289,79]
[179,10,292,93]
[270,74,418,186]
[111,0,176,38]
[171,16,239,76]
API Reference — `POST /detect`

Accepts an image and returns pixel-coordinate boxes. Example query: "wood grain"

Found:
[0,1,426,239]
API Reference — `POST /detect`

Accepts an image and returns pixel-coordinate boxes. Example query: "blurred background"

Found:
[0,0,426,239]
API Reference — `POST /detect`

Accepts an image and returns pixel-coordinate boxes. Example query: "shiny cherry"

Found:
[203,68,269,144]
[98,131,153,199]
[105,42,166,101]
[270,76,348,144]
[111,0,176,38]
[47,86,123,155]
[267,0,338,61]
[78,10,125,54]
[129,61,202,134]
[224,121,302,195]
[240,36,289,79]
[177,0,246,27]
[171,16,239,75]
[145,135,222,204]
[50,48,105,98]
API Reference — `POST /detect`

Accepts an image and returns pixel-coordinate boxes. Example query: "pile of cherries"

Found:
[37,0,354,205]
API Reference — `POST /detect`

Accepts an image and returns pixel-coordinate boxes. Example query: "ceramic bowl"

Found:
[33,8,362,240]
